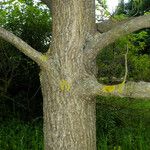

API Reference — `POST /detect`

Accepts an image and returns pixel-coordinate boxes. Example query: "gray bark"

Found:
[80,76,150,99]
[40,0,97,149]
[40,70,96,150]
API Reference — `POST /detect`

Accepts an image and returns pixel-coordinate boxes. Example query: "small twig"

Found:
[122,44,128,84]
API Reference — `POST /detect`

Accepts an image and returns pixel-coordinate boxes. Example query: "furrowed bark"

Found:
[40,70,96,150]
[84,14,150,61]
[42,0,97,150]
[0,27,47,67]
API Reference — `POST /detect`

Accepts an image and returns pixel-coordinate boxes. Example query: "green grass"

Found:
[97,124,150,150]
[0,96,150,150]
[0,119,43,150]
[96,96,150,150]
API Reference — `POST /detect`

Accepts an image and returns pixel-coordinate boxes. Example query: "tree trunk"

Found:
[40,1,97,149]
[40,70,96,150]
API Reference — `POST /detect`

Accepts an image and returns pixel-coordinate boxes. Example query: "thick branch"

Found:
[97,18,134,33]
[85,14,150,61]
[100,81,150,99]
[80,76,150,99]
[0,27,48,66]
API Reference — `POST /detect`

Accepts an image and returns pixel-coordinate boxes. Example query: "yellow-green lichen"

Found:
[102,82,125,94]
[102,85,115,93]
[60,80,71,92]
[116,82,125,94]
[40,55,48,62]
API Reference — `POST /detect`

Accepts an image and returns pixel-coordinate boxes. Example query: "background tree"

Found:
[1,0,150,150]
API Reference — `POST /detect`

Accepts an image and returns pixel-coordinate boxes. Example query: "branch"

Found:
[84,14,150,61]
[96,18,134,33]
[100,81,150,99]
[0,27,48,66]
[80,76,150,99]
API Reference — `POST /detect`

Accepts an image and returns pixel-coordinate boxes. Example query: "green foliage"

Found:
[0,119,43,150]
[130,54,150,81]
[112,14,128,21]
[116,0,150,16]
[1,0,52,51]
[97,30,150,83]
[0,0,52,121]
[96,96,150,150]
